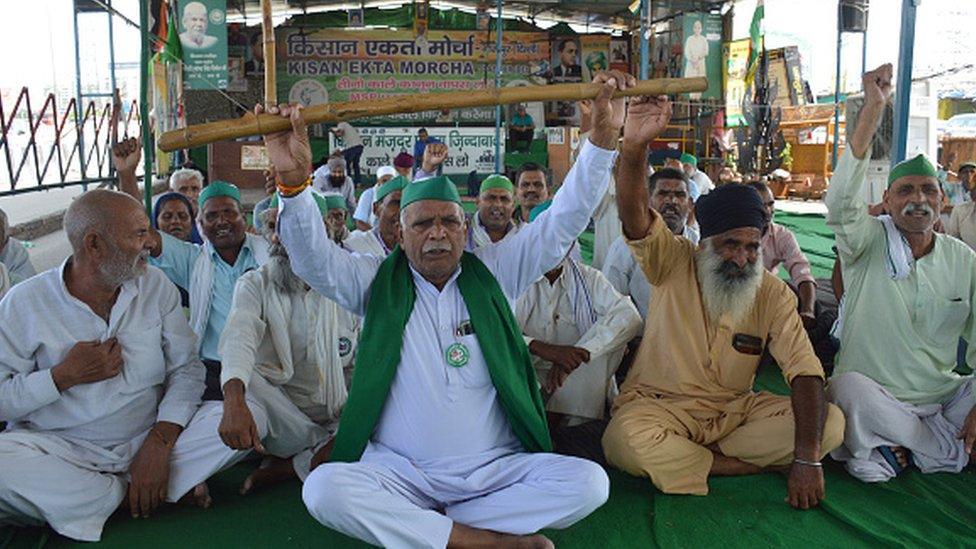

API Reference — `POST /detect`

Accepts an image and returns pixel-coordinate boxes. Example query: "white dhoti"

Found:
[0,401,268,541]
[828,372,974,482]
[245,374,335,480]
[303,443,609,549]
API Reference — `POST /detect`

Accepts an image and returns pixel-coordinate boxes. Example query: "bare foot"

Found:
[240,456,297,495]
[516,534,555,549]
[179,482,212,509]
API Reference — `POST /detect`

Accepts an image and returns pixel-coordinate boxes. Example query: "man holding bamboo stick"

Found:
[258,70,645,549]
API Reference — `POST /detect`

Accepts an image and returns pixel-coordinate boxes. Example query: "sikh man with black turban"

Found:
[601,94,845,510]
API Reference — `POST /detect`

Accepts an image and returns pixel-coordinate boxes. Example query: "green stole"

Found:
[330,247,552,462]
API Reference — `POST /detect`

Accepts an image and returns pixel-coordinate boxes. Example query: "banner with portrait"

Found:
[278,28,550,125]
[723,38,750,126]
[680,12,722,100]
[179,0,228,90]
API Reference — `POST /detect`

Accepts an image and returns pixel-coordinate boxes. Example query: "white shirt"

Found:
[353,186,377,225]
[466,210,518,251]
[602,224,700,320]
[0,262,204,448]
[343,228,391,257]
[0,237,37,284]
[516,259,641,419]
[691,169,714,196]
[336,122,363,149]
[279,139,616,463]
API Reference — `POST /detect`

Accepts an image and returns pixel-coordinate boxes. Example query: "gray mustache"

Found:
[901,202,933,216]
[423,242,452,253]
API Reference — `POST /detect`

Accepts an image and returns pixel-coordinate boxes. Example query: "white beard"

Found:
[695,242,764,325]
[268,243,307,295]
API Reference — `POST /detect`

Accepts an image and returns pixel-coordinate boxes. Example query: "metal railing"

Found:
[0,87,140,197]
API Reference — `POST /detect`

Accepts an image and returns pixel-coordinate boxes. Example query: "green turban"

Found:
[888,154,938,187]
[479,174,514,195]
[375,175,409,203]
[679,153,698,167]
[198,181,241,209]
[401,176,462,210]
[322,194,347,212]
[528,200,553,223]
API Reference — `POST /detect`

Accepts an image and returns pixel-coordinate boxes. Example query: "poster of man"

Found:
[180,1,219,50]
[547,37,582,126]
[683,18,708,99]
[348,9,364,28]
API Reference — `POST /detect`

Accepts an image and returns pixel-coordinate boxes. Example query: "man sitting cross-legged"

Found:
[259,69,636,548]
[217,193,361,494]
[602,95,844,509]
[517,201,642,429]
[825,64,976,482]
[0,190,264,541]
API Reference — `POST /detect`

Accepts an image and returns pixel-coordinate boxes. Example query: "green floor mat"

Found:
[773,211,837,279]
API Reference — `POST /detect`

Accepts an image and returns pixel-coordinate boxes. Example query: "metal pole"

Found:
[891,0,918,166]
[493,0,503,173]
[72,1,87,187]
[139,0,153,213]
[107,0,117,98]
[831,2,843,169]
[639,0,650,80]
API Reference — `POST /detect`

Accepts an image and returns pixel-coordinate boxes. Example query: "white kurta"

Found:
[516,259,641,420]
[219,263,360,462]
[0,262,263,541]
[591,181,621,270]
[602,225,700,321]
[0,262,10,300]
[0,237,36,284]
[280,139,615,548]
[342,227,391,257]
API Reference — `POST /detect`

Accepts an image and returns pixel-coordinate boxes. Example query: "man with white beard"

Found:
[218,198,360,494]
[825,64,976,483]
[601,95,844,509]
[0,190,263,541]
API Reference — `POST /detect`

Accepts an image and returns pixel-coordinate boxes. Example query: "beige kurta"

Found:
[602,214,844,495]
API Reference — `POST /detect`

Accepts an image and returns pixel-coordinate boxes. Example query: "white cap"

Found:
[376,166,397,178]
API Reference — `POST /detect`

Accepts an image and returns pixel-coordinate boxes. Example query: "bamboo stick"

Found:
[158,77,707,152]
[261,0,276,107]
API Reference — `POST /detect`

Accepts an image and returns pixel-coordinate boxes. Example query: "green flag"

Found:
[744,0,764,87]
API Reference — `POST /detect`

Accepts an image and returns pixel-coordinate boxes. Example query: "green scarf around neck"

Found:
[330,247,552,462]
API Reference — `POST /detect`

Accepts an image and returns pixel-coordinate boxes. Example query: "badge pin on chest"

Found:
[445,342,470,368]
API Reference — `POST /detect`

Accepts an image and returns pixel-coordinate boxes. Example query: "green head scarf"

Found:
[679,153,698,167]
[888,154,938,187]
[198,181,241,209]
[322,194,347,212]
[401,176,462,210]
[375,175,409,203]
[479,174,515,195]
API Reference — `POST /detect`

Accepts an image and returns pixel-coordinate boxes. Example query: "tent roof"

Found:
[227,0,731,31]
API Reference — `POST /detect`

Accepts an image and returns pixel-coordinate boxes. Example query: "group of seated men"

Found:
[0,66,974,547]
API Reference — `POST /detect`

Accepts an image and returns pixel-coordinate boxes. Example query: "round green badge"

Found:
[445,342,470,368]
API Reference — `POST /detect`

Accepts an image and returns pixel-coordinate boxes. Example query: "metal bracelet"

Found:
[793,458,823,467]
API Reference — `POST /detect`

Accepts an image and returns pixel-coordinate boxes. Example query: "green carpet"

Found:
[6,210,976,547]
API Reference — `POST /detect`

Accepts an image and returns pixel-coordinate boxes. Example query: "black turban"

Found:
[695,184,767,240]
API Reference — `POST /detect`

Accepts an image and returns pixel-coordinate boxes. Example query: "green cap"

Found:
[322,194,346,212]
[679,153,698,167]
[888,154,938,187]
[528,200,553,223]
[198,181,241,208]
[479,174,514,195]
[401,176,462,210]
[375,175,409,203]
